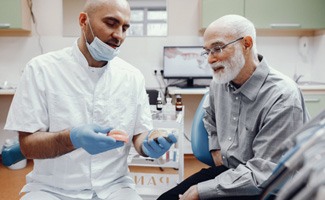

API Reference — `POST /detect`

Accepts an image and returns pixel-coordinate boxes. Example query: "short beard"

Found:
[211,47,245,84]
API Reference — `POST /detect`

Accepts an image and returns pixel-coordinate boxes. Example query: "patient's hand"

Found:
[179,185,199,200]
[211,149,223,166]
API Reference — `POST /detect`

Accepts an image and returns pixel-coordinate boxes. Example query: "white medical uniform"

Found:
[5,41,153,199]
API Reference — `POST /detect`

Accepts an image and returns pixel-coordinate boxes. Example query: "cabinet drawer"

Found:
[201,0,244,28]
[201,0,325,30]
[303,94,325,118]
[245,0,325,29]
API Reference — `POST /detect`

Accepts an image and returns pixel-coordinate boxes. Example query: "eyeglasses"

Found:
[201,37,244,57]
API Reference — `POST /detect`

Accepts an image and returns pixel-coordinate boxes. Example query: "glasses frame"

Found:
[201,37,244,57]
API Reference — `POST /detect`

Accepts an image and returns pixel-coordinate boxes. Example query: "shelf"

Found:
[127,108,185,197]
[0,89,15,95]
[128,153,179,168]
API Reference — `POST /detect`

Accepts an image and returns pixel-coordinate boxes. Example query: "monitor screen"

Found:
[163,46,212,80]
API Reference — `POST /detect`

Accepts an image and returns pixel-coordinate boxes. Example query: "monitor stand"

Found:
[178,78,207,88]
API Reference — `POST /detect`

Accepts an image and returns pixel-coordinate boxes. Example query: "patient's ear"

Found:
[243,36,253,50]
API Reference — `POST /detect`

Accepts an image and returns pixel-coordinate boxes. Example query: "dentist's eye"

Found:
[105,20,116,27]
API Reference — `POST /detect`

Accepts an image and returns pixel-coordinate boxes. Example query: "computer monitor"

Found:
[163,46,212,88]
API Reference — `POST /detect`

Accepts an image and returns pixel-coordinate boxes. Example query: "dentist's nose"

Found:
[112,27,124,42]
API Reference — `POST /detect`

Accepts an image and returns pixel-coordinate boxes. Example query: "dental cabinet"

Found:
[201,0,325,30]
[0,0,31,33]
[168,87,209,154]
[303,93,325,118]
[300,87,325,118]
[128,107,184,199]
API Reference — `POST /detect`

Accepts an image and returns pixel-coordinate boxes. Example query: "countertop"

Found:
[0,89,15,95]
[297,83,325,91]
[300,85,325,91]
[1,83,325,96]
[168,84,325,95]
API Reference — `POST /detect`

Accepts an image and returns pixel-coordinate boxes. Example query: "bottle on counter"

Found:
[163,97,175,120]
[175,94,183,112]
[156,92,163,111]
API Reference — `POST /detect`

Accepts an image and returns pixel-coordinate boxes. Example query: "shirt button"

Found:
[222,156,225,159]
[233,117,237,121]
[235,96,239,100]
[228,137,232,141]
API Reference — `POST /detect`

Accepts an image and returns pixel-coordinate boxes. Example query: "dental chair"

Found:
[190,92,325,200]
[190,93,276,200]
[190,92,215,166]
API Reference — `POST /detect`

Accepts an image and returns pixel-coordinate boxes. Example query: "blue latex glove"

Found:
[70,124,124,155]
[142,131,177,159]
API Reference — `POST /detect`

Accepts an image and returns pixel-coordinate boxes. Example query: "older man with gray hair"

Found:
[158,14,309,200]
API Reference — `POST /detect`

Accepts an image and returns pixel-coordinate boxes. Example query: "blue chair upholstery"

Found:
[1,142,25,167]
[191,92,215,166]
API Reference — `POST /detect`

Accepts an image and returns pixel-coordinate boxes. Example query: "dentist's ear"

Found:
[79,12,88,28]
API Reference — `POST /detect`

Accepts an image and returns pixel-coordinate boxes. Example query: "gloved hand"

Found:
[70,124,124,155]
[141,131,177,159]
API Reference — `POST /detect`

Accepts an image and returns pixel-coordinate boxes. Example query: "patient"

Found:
[158,14,310,200]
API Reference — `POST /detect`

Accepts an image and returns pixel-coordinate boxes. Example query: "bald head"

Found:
[78,0,131,67]
[83,0,130,17]
[205,15,256,42]
[203,15,257,58]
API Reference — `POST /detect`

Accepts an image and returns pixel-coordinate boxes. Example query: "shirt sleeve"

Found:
[4,62,49,133]
[133,75,153,135]
[198,100,308,199]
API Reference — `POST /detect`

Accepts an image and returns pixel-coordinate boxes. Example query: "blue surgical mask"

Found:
[84,16,120,62]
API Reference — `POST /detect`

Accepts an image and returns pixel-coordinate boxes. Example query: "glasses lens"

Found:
[201,51,208,57]
[212,46,223,54]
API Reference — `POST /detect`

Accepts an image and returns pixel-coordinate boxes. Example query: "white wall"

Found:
[0,0,325,147]
[311,32,325,81]
[0,0,323,87]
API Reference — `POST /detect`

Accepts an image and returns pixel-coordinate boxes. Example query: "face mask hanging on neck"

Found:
[84,16,120,62]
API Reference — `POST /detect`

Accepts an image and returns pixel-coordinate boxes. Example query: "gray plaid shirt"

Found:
[198,55,310,199]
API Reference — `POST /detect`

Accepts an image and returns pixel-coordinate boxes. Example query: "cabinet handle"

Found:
[0,23,11,29]
[270,23,301,29]
[305,98,320,103]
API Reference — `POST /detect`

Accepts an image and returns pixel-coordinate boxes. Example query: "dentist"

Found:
[5,0,176,199]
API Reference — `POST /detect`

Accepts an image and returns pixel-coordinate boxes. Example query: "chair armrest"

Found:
[2,143,25,166]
